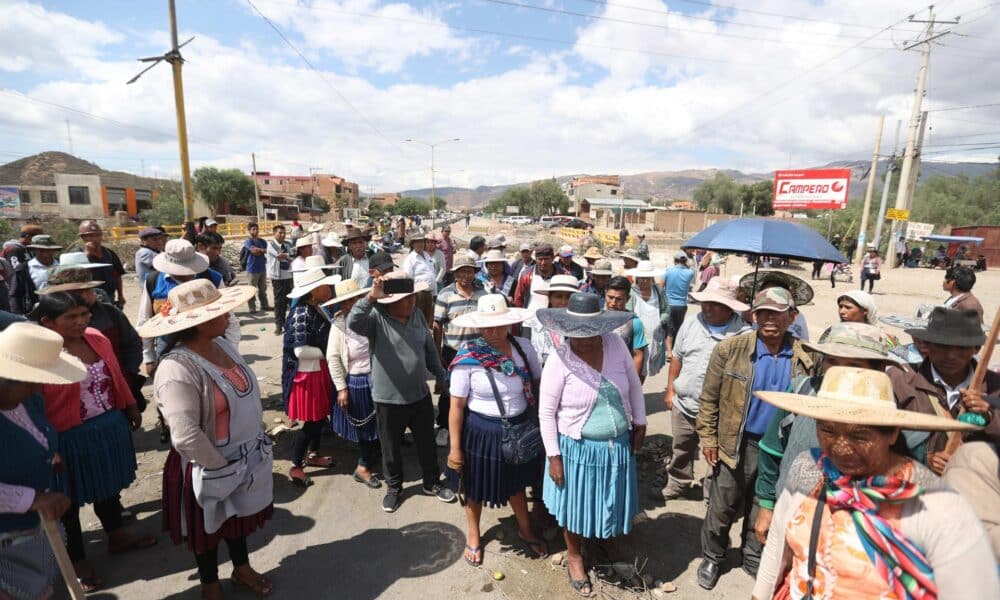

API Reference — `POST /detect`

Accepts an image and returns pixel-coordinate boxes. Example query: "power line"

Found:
[929,115,1000,126]
[925,102,1000,112]
[922,144,1000,156]
[660,0,930,31]
[482,0,898,50]
[244,0,402,153]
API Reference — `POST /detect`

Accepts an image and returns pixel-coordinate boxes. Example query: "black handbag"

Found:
[483,368,543,465]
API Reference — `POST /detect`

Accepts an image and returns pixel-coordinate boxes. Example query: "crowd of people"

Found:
[0,215,998,600]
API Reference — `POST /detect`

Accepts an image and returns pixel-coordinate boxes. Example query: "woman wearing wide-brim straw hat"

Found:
[443,294,546,567]
[535,292,647,597]
[0,323,84,599]
[324,279,383,488]
[140,279,275,599]
[281,260,341,487]
[751,366,998,600]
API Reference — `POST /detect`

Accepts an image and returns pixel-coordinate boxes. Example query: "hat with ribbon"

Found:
[57,251,109,270]
[482,249,507,264]
[690,277,750,313]
[27,235,62,250]
[0,322,86,384]
[740,270,814,306]
[153,239,209,277]
[537,274,580,296]
[321,278,371,309]
[451,294,530,329]
[287,264,341,299]
[625,260,658,279]
[905,307,985,347]
[590,259,613,276]
[451,254,477,272]
[321,232,342,247]
[295,236,313,250]
[535,292,633,338]
[38,267,103,295]
[137,280,256,338]
[803,322,900,363]
[582,247,603,261]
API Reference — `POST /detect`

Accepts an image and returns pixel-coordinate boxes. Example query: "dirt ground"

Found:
[71,217,999,599]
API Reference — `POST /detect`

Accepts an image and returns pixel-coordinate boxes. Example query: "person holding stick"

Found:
[0,323,85,600]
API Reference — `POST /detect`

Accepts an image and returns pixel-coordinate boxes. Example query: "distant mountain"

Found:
[398,160,996,209]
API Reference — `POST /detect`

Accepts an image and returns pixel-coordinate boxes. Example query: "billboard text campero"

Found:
[773,168,852,210]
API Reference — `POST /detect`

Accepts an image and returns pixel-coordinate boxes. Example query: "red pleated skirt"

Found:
[162,448,273,554]
[286,363,333,422]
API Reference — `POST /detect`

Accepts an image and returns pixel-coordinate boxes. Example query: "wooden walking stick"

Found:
[40,515,87,600]
[944,304,1000,456]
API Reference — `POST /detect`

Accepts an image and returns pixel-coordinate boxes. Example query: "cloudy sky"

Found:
[1,0,998,192]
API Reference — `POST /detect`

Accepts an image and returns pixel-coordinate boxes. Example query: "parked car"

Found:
[508,216,533,225]
[563,218,591,229]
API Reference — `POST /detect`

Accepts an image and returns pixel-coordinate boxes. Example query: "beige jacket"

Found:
[753,451,999,599]
[325,314,351,391]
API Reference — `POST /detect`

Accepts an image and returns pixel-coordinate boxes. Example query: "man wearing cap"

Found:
[267,224,295,335]
[662,251,695,353]
[694,287,814,589]
[333,228,371,288]
[78,220,126,309]
[201,219,225,246]
[242,222,270,313]
[402,233,438,324]
[905,307,1000,474]
[513,243,564,309]
[662,279,751,501]
[509,242,534,280]
[195,234,236,286]
[556,245,584,280]
[636,233,649,260]
[478,250,517,305]
[348,274,454,512]
[579,259,613,309]
[291,236,313,272]
[26,235,62,291]
[135,227,165,284]
[366,251,395,281]
[433,255,488,444]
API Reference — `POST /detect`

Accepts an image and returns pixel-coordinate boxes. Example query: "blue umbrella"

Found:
[681,218,847,263]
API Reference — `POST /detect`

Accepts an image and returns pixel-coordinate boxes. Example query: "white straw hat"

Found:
[482,249,508,263]
[288,258,341,298]
[153,239,209,277]
[321,232,342,247]
[137,279,256,338]
[321,278,371,308]
[756,366,982,432]
[625,260,658,279]
[57,251,109,270]
[295,236,313,250]
[308,223,325,233]
[451,294,530,329]
[537,274,580,296]
[0,323,86,384]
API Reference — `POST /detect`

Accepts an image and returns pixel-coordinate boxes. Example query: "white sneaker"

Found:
[435,428,449,447]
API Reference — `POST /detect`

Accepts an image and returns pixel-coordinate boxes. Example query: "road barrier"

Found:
[109,220,279,242]
[559,227,635,247]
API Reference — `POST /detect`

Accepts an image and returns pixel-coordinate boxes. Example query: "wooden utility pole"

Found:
[251,153,262,222]
[887,6,958,268]
[167,0,195,222]
[855,115,884,264]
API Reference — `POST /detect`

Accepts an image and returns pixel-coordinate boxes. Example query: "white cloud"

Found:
[0,0,997,194]
[0,2,124,72]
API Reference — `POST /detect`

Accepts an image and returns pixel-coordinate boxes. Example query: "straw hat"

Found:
[450,254,477,272]
[582,247,603,261]
[27,235,62,250]
[625,260,658,279]
[376,272,429,305]
[38,267,103,295]
[482,249,507,264]
[308,223,325,233]
[537,274,580,296]
[803,322,900,363]
[295,236,313,250]
[321,232,342,247]
[57,251,108,270]
[137,279,256,338]
[341,228,367,242]
[590,259,613,276]
[536,292,632,338]
[293,255,332,273]
[755,366,982,432]
[287,262,341,299]
[690,278,750,313]
[321,278,371,308]
[153,239,209,277]
[0,323,86,384]
[451,294,530,329]
[739,270,814,306]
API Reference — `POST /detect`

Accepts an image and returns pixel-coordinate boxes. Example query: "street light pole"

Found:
[404,138,460,215]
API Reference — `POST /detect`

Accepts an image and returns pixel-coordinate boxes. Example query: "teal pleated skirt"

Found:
[56,409,137,506]
[543,432,638,539]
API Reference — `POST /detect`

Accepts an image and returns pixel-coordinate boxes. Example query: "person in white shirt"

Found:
[25,235,62,291]
[426,232,447,285]
[291,237,313,272]
[403,233,438,324]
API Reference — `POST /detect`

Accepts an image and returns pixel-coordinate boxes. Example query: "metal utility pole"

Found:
[404,138,460,214]
[886,5,958,268]
[251,153,262,222]
[65,120,74,155]
[127,0,197,222]
[905,111,929,209]
[873,121,902,249]
[855,115,884,264]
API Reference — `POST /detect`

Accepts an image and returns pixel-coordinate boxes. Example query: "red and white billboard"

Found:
[773,168,851,210]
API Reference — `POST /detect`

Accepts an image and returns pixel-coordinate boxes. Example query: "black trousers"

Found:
[436,346,458,429]
[376,396,440,491]
[292,420,324,467]
[194,536,249,584]
[63,497,123,562]
[701,436,762,572]
[271,278,294,328]
[667,305,688,341]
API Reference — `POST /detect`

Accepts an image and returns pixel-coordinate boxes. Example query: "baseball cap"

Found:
[558,244,574,258]
[205,219,218,227]
[674,251,689,262]
[138,227,163,239]
[519,242,532,252]
[369,251,394,273]
[752,287,795,312]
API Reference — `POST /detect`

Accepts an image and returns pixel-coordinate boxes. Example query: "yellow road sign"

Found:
[886,208,910,221]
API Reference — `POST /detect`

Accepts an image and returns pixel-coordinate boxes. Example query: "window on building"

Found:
[610,189,618,195]
[18,190,31,204]
[40,191,57,204]
[106,188,127,213]
[264,179,270,185]
[68,186,91,205]
[135,190,152,212]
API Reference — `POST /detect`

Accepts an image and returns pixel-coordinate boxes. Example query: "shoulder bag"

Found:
[483,367,543,465]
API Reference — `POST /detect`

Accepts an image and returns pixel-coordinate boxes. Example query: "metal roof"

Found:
[581,197,650,208]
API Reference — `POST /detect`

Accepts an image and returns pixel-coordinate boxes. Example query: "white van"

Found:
[508,216,533,225]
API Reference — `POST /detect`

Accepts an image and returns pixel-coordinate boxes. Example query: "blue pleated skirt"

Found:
[446,411,540,508]
[543,432,638,539]
[0,528,58,600]
[331,373,380,442]
[56,410,137,506]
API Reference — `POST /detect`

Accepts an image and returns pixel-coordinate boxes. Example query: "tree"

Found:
[366,200,386,219]
[393,197,431,216]
[693,172,742,214]
[192,167,255,215]
[486,179,567,217]
[741,180,774,216]
[141,180,185,226]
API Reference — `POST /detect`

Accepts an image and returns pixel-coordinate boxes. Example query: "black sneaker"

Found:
[382,488,401,513]
[423,481,456,503]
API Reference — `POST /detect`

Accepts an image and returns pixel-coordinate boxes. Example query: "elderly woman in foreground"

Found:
[752,366,998,599]
[536,292,647,597]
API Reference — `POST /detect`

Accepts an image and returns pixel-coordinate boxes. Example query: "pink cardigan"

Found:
[538,333,646,457]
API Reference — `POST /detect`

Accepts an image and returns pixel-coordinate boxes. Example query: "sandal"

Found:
[305,453,335,468]
[353,469,383,489]
[464,544,483,567]
[517,534,548,559]
[231,571,273,597]
[76,573,106,593]
[289,466,313,487]
[567,567,593,597]
[108,533,158,555]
